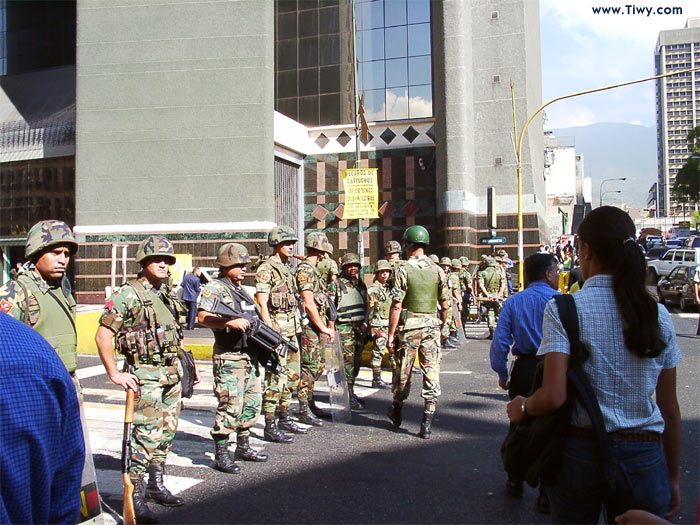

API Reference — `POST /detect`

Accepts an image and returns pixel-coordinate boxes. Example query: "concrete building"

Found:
[655,17,700,216]
[0,0,546,301]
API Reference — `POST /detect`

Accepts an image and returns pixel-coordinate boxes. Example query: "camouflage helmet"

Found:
[305,232,328,252]
[268,225,297,247]
[486,256,497,267]
[384,240,401,255]
[451,258,462,269]
[341,253,361,269]
[321,239,334,255]
[497,249,508,257]
[135,235,176,265]
[429,254,439,263]
[216,242,250,267]
[439,256,452,266]
[374,259,392,272]
[402,225,430,245]
[459,256,470,266]
[25,220,78,260]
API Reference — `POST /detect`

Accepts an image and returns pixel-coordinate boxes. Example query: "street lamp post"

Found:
[601,189,622,205]
[599,178,626,207]
[510,65,700,290]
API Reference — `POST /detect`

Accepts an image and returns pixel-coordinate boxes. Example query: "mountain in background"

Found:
[551,123,657,208]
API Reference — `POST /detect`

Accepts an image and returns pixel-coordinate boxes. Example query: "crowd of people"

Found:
[0,209,687,524]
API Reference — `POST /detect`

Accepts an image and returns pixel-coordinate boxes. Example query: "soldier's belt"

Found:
[403,310,438,318]
[271,311,295,320]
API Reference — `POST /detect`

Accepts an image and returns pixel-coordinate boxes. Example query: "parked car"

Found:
[665,239,683,248]
[685,236,700,249]
[645,235,663,249]
[647,248,700,282]
[657,264,699,311]
[645,247,670,261]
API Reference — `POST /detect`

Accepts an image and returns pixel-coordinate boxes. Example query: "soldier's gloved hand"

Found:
[226,318,250,332]
[109,370,140,394]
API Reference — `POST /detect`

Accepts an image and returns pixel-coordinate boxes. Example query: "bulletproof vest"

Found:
[403,259,439,313]
[211,278,258,356]
[482,267,502,294]
[369,283,392,322]
[336,278,366,323]
[265,257,298,315]
[123,279,182,363]
[16,272,77,373]
[297,260,328,322]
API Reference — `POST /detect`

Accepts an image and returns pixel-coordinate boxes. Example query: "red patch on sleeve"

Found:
[0,300,12,313]
[105,300,114,311]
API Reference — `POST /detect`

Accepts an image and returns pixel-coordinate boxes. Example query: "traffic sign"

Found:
[479,236,506,245]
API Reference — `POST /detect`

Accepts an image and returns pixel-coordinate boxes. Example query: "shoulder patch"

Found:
[202,288,212,298]
[0,299,12,313]
[297,272,308,283]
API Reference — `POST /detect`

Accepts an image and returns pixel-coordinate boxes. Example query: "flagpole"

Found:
[351,0,364,274]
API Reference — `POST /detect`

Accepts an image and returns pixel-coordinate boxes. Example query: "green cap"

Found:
[402,225,430,245]
[135,235,176,265]
[25,220,78,260]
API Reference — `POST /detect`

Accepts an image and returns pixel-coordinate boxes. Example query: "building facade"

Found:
[655,17,700,216]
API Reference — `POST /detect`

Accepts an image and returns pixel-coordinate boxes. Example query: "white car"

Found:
[647,248,700,282]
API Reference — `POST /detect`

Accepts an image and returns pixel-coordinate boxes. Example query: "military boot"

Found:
[145,463,184,507]
[213,441,240,474]
[263,415,293,443]
[234,434,269,462]
[419,413,434,439]
[448,332,460,346]
[131,474,160,524]
[297,400,323,427]
[278,408,308,434]
[442,337,456,349]
[349,385,364,410]
[309,395,332,420]
[371,370,390,389]
[387,402,402,428]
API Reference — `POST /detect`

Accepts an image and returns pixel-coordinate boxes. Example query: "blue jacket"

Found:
[181,272,201,302]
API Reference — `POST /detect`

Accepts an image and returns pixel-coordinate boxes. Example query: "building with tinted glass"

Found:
[0,0,545,302]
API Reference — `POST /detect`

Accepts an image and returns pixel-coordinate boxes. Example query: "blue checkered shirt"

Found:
[0,312,85,524]
[537,275,682,433]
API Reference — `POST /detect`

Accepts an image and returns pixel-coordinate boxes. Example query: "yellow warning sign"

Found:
[341,168,379,219]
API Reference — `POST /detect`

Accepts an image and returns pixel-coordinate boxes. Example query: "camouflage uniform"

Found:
[367,266,395,372]
[439,257,456,341]
[317,255,339,286]
[332,270,367,389]
[390,255,449,415]
[477,257,504,337]
[459,256,473,325]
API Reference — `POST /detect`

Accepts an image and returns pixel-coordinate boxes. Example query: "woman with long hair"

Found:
[506,206,682,523]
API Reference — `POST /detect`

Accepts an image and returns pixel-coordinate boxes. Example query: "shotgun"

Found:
[122,388,136,525]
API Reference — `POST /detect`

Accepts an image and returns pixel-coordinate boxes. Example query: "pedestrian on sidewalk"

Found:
[490,252,559,512]
[181,267,201,330]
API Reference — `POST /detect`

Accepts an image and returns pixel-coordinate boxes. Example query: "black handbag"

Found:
[179,349,196,399]
[501,294,610,488]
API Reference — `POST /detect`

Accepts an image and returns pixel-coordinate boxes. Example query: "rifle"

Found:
[208,297,298,374]
[122,388,136,525]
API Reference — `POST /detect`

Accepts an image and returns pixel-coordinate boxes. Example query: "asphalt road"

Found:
[82,311,699,524]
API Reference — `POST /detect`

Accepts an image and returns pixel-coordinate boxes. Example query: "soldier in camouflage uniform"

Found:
[448,259,464,344]
[477,256,505,339]
[295,232,335,425]
[386,226,449,439]
[429,254,439,264]
[439,257,457,348]
[332,253,368,410]
[459,256,474,328]
[196,243,269,475]
[96,235,196,523]
[255,226,306,444]
[365,259,394,389]
[317,250,339,287]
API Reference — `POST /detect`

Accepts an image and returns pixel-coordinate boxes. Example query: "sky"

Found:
[540,0,700,129]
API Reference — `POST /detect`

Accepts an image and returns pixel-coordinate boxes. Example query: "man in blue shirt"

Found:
[0,312,85,524]
[489,253,558,511]
[181,267,202,329]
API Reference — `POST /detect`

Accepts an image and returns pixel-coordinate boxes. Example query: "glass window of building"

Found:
[355,0,432,122]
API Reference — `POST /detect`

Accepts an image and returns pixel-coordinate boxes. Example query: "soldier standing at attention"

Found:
[477,256,504,339]
[196,243,269,474]
[332,253,368,409]
[365,259,393,388]
[386,226,449,439]
[449,259,464,344]
[295,232,335,426]
[255,226,306,443]
[459,256,474,327]
[439,257,457,348]
[96,235,196,524]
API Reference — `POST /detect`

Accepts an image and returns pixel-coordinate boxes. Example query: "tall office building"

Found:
[655,17,700,216]
[0,0,546,302]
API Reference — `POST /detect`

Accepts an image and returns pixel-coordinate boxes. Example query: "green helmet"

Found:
[322,240,334,255]
[401,225,430,245]
[486,256,497,267]
[440,256,451,266]
[25,220,78,260]
[451,258,462,269]
[384,240,401,255]
[305,232,328,252]
[217,242,250,267]
[374,259,392,272]
[459,256,470,266]
[429,254,439,263]
[268,225,297,247]
[135,235,176,265]
[341,253,361,269]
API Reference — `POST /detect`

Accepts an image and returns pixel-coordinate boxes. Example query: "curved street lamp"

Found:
[601,189,622,205]
[599,178,626,207]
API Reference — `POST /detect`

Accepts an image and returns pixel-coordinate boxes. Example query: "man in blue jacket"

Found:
[489,253,559,512]
[181,267,202,330]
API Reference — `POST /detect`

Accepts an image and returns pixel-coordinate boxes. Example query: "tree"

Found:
[672,126,700,206]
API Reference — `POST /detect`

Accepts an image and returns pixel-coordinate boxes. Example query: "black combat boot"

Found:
[309,395,332,420]
[349,385,364,410]
[419,413,434,439]
[278,408,308,434]
[131,474,160,524]
[234,434,269,462]
[297,400,324,426]
[263,415,293,443]
[145,463,184,507]
[448,332,460,346]
[213,441,240,474]
[387,402,402,428]
[371,370,390,389]
[442,337,456,349]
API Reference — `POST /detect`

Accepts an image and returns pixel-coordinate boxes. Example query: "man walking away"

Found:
[181,267,201,330]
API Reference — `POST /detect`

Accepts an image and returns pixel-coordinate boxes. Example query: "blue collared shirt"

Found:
[0,313,85,524]
[490,281,559,383]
